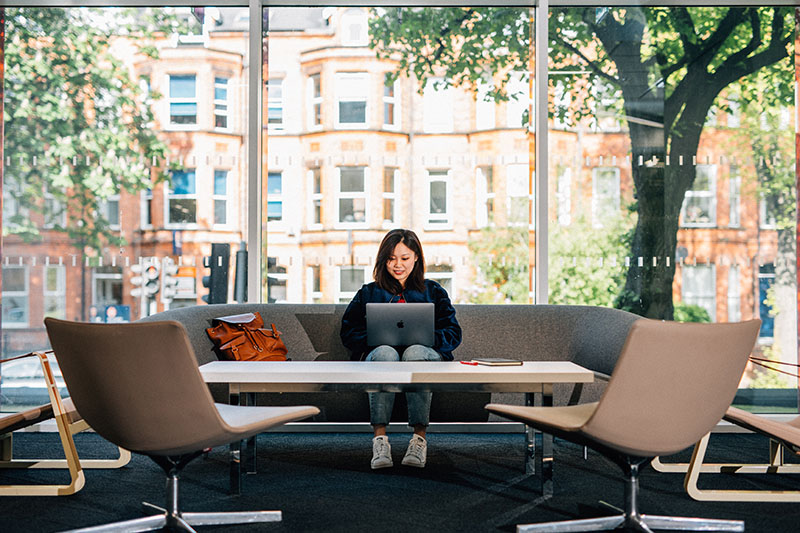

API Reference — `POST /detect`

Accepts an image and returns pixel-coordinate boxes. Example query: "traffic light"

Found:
[160,257,179,304]
[130,259,160,298]
[202,243,230,304]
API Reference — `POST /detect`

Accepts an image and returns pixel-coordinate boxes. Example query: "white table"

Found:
[200,360,594,495]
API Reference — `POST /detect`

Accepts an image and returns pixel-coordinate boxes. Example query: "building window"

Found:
[476,79,495,130]
[213,170,229,226]
[680,164,717,227]
[267,257,287,303]
[682,264,716,321]
[336,72,368,127]
[426,264,455,299]
[308,265,322,303]
[758,264,775,338]
[167,169,197,225]
[427,169,451,227]
[308,73,322,128]
[728,167,740,228]
[382,167,397,225]
[214,76,229,129]
[43,191,67,229]
[101,192,120,229]
[506,71,531,129]
[383,75,398,128]
[141,188,153,228]
[476,166,495,228]
[3,177,28,232]
[760,191,779,229]
[2,266,29,328]
[43,265,67,319]
[591,167,620,228]
[557,166,572,226]
[341,8,368,46]
[267,78,283,131]
[92,266,123,309]
[507,164,531,227]
[267,171,283,222]
[168,74,197,126]
[423,77,454,133]
[308,167,322,227]
[336,166,367,226]
[727,265,741,322]
[338,266,367,303]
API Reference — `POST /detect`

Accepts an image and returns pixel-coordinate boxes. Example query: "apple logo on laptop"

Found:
[396,320,405,329]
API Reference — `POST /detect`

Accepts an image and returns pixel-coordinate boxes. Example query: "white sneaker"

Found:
[401,434,427,468]
[371,436,393,469]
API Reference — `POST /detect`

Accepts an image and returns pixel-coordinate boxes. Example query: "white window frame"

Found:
[728,169,740,228]
[426,169,452,229]
[2,265,30,328]
[557,166,572,226]
[167,73,198,129]
[507,164,533,228]
[213,169,230,228]
[423,77,454,133]
[307,73,322,130]
[336,266,369,304]
[591,166,621,228]
[335,72,368,129]
[267,170,284,225]
[759,192,778,229]
[382,76,400,130]
[43,190,67,229]
[267,77,284,132]
[476,78,495,130]
[307,264,323,303]
[681,264,717,321]
[426,265,456,301]
[727,265,741,322]
[335,166,369,229]
[140,188,153,228]
[101,192,121,230]
[214,76,230,131]
[476,166,495,228]
[506,71,531,129]
[165,168,198,228]
[382,167,398,228]
[267,259,288,303]
[43,264,67,320]
[308,167,323,229]
[680,164,717,228]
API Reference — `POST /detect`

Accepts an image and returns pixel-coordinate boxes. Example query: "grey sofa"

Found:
[140,304,640,423]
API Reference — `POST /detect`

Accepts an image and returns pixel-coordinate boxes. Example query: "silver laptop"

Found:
[366,302,435,347]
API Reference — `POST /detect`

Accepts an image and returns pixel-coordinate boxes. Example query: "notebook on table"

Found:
[366,302,435,347]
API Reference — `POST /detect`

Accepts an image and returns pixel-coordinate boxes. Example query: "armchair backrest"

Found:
[583,318,761,457]
[44,318,229,456]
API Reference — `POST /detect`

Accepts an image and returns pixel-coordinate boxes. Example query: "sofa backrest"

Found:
[140,303,640,376]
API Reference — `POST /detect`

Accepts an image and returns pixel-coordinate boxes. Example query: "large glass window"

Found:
[336,72,368,127]
[169,74,198,126]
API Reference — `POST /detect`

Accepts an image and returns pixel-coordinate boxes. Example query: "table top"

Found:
[199,360,594,387]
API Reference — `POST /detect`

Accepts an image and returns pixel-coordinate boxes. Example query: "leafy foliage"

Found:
[672,302,711,323]
[465,225,529,304]
[3,8,181,253]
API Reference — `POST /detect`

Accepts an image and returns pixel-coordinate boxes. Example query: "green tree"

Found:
[2,7,185,251]
[370,7,793,318]
[466,226,529,304]
[548,215,631,307]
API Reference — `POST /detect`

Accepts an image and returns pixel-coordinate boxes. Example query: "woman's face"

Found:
[386,241,417,288]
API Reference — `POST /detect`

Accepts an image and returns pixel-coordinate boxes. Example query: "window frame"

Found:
[213,168,230,228]
[382,166,398,228]
[214,75,231,131]
[475,165,495,228]
[335,165,369,229]
[43,264,67,320]
[308,167,323,229]
[335,72,369,129]
[165,168,199,228]
[680,164,718,228]
[167,73,198,129]
[425,168,452,230]
[267,77,284,132]
[591,166,621,228]
[2,265,30,329]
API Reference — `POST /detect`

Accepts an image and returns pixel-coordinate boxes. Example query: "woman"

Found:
[340,229,462,469]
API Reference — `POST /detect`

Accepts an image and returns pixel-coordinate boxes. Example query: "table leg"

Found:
[229,391,242,495]
[524,387,554,497]
[245,392,257,474]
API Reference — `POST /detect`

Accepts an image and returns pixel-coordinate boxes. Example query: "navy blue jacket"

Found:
[340,279,462,361]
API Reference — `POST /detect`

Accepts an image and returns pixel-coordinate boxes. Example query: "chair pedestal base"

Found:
[516,459,744,533]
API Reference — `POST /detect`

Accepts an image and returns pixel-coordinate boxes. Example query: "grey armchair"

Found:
[486,318,761,533]
[44,317,319,532]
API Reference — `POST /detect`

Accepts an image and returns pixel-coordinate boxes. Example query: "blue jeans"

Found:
[365,345,442,427]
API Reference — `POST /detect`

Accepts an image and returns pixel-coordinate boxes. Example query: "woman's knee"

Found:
[402,345,441,362]
[366,345,400,362]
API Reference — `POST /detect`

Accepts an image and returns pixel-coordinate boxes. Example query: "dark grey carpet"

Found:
[1,431,800,532]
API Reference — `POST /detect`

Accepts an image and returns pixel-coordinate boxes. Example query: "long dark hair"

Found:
[373,229,425,294]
